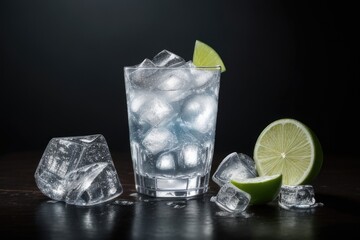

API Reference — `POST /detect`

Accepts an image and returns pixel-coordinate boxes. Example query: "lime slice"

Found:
[231,174,282,205]
[193,40,226,72]
[254,118,323,186]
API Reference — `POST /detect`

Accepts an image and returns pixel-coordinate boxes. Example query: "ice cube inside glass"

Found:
[124,55,221,198]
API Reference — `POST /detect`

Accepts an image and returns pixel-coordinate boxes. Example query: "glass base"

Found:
[134,173,210,198]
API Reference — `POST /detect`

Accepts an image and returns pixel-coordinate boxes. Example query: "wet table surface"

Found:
[0,151,359,239]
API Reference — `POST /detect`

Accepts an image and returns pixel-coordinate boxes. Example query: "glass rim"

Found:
[124,65,222,70]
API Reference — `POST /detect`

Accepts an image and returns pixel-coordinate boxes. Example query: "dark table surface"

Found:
[0,151,359,239]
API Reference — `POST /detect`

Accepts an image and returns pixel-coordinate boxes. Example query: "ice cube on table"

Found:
[142,128,178,155]
[278,185,323,210]
[34,134,122,206]
[152,50,185,67]
[212,152,257,187]
[181,94,218,134]
[213,183,251,213]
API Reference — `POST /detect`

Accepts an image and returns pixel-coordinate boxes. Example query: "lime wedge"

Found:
[253,118,323,186]
[231,174,282,205]
[193,40,226,72]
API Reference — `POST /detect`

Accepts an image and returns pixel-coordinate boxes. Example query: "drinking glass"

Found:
[124,66,221,198]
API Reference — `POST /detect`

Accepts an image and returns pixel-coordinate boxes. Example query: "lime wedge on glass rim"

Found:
[253,118,323,186]
[193,40,226,72]
[231,174,282,205]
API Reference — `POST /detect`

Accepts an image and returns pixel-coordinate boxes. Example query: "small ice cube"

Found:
[180,144,200,168]
[34,134,123,206]
[214,183,251,213]
[142,128,178,155]
[181,94,218,133]
[278,185,323,210]
[212,152,257,187]
[156,153,176,171]
[152,50,185,67]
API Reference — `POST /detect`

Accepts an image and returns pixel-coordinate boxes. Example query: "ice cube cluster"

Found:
[211,152,323,214]
[34,134,123,206]
[127,50,216,92]
[125,50,221,181]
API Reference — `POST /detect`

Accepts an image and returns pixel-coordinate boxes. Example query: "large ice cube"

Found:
[34,134,122,206]
[212,152,257,187]
[278,185,323,210]
[142,128,178,155]
[181,94,218,134]
[213,183,251,213]
[152,50,185,67]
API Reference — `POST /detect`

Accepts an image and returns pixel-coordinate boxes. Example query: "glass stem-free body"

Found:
[124,66,221,198]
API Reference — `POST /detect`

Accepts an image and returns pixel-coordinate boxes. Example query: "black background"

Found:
[0,0,358,159]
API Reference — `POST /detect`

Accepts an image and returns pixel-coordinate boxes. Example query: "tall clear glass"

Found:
[124,66,221,198]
